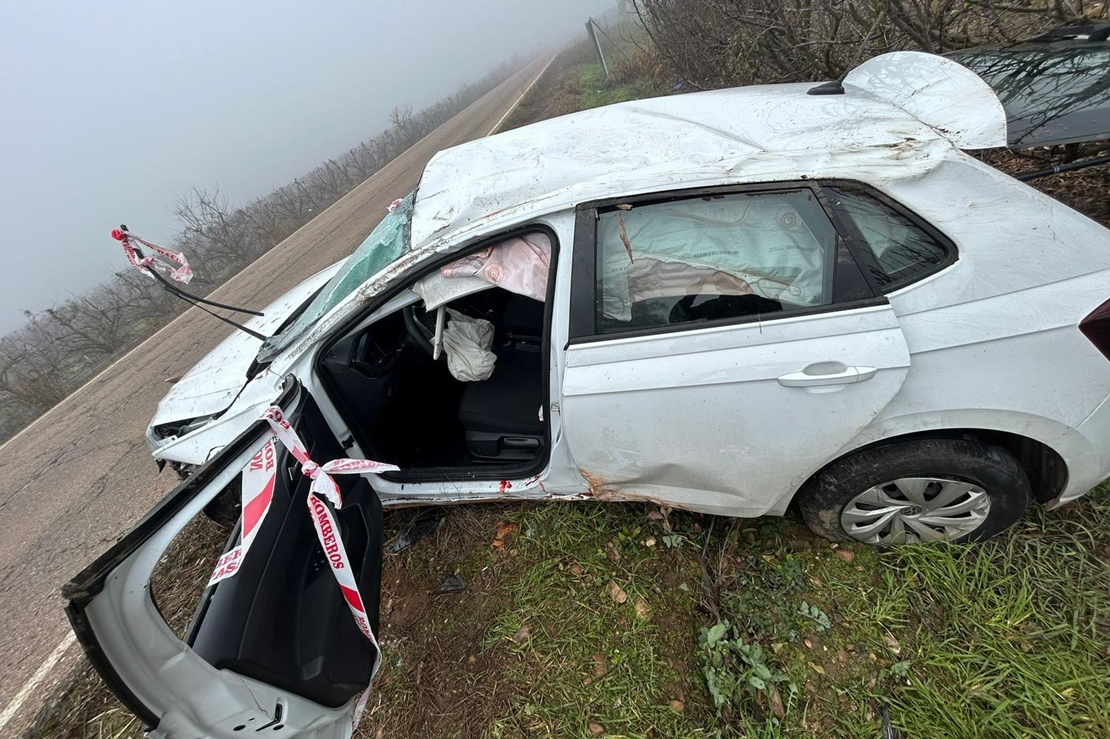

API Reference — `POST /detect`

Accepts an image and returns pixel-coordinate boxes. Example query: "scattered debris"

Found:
[432,574,466,594]
[881,703,896,739]
[770,685,786,718]
[607,581,628,604]
[492,521,518,550]
[835,548,856,563]
[588,721,606,736]
[391,509,443,553]
[633,596,652,621]
[512,624,532,644]
[669,699,686,712]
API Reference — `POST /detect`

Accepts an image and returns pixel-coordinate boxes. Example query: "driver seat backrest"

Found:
[498,294,544,345]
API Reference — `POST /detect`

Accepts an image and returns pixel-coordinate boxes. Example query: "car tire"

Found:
[203,478,241,531]
[797,438,1030,546]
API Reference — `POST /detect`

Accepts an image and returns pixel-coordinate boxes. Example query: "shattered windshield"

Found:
[257,192,414,362]
[950,45,1110,147]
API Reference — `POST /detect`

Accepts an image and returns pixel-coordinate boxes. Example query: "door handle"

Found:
[777,365,877,387]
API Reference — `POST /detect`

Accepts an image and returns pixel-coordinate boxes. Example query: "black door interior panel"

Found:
[188,395,383,708]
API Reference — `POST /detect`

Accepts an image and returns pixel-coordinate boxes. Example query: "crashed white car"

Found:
[66,52,1110,738]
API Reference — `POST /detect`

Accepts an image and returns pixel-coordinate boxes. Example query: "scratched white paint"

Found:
[844,51,1008,149]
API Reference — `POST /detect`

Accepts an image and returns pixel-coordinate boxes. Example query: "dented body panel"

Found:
[562,306,912,517]
[148,262,343,447]
[150,53,1110,512]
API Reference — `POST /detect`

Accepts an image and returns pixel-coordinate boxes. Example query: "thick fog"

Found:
[0,0,613,333]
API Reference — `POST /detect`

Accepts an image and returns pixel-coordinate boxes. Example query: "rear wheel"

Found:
[202,477,241,531]
[798,438,1030,546]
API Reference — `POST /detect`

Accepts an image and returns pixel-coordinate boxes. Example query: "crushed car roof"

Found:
[412,52,1006,248]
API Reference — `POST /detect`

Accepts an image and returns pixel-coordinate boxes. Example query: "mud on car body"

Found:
[67,51,1110,737]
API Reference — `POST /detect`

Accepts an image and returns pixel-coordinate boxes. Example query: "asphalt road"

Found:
[0,56,549,734]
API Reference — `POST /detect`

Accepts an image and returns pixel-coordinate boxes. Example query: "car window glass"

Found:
[257,192,414,362]
[825,187,947,291]
[595,190,836,334]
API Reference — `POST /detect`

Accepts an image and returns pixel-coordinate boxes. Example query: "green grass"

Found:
[484,503,712,738]
[576,63,653,109]
[876,499,1110,739]
[691,487,1110,739]
[362,485,1109,738]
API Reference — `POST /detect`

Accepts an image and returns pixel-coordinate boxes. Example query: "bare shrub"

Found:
[631,0,1082,89]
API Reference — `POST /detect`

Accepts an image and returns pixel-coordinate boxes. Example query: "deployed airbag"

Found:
[442,309,497,382]
[440,232,551,302]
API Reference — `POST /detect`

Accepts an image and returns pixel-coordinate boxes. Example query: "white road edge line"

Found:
[487,51,559,137]
[0,631,77,733]
[1,52,565,730]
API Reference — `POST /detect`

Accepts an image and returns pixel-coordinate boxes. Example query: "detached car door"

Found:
[562,183,934,516]
[64,379,382,739]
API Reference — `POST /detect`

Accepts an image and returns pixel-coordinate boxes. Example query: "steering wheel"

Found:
[668,293,784,324]
[403,305,436,357]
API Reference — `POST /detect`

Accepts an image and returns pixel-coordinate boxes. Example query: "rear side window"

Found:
[824,186,950,291]
[595,190,838,334]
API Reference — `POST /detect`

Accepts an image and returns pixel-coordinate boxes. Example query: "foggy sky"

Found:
[0,0,612,334]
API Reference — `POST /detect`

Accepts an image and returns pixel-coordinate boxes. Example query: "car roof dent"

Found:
[264,61,1003,370]
[412,60,1002,250]
[844,51,1008,150]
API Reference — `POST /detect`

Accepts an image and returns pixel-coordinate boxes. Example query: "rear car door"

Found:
[64,378,382,738]
[561,183,935,516]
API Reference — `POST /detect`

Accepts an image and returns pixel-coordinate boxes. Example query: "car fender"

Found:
[154,373,286,466]
[786,408,1095,506]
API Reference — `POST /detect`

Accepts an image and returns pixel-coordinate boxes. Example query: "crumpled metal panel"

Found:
[844,51,1008,150]
[151,262,343,431]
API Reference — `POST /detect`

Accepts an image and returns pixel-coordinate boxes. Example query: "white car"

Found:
[65,52,1110,739]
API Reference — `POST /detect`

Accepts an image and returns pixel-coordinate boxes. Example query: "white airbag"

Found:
[442,309,497,382]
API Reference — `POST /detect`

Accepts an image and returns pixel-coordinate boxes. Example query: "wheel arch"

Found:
[792,427,1068,506]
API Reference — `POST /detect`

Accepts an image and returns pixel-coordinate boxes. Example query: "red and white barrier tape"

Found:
[110,228,194,283]
[207,406,399,727]
[207,438,278,586]
[260,406,399,507]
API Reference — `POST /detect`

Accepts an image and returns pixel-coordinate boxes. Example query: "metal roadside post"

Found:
[585,17,610,79]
